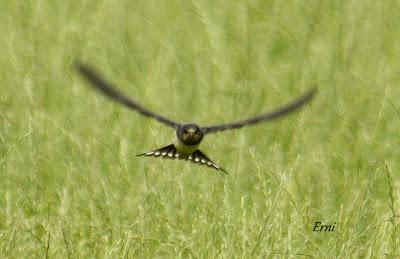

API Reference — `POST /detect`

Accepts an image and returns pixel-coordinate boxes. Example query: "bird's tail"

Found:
[137,145,228,174]
[136,144,179,159]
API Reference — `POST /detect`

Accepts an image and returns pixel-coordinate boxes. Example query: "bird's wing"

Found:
[75,62,180,129]
[201,87,317,134]
[137,145,228,174]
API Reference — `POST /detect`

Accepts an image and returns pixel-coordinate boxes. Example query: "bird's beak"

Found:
[185,132,194,140]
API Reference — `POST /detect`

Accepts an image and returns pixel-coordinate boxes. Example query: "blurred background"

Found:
[0,0,399,257]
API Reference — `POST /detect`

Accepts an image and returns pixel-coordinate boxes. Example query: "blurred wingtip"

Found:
[303,85,318,102]
[73,60,98,78]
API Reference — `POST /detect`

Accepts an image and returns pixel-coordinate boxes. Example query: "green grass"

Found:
[1,0,399,258]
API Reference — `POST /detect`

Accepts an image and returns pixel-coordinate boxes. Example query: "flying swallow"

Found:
[75,62,317,174]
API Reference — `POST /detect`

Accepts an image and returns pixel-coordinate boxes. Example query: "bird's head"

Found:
[177,123,203,145]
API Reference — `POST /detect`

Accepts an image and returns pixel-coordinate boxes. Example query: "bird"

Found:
[75,62,317,174]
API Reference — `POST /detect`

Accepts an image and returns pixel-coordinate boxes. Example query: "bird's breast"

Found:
[174,139,199,155]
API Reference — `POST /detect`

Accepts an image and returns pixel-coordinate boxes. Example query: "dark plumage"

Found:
[75,62,317,174]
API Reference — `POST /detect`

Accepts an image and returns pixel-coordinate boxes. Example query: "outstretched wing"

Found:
[75,62,180,129]
[137,144,228,174]
[201,87,317,134]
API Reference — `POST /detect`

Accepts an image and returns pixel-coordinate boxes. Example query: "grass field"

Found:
[1,0,399,258]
